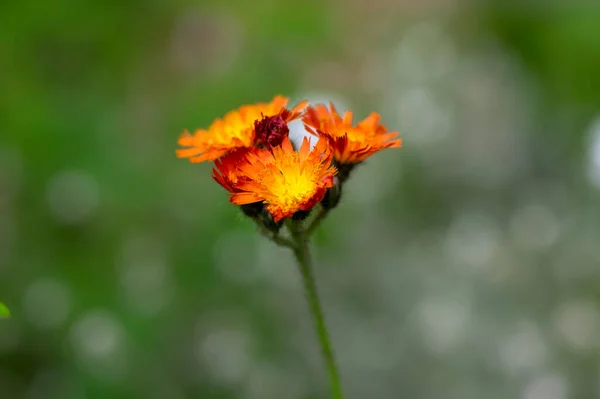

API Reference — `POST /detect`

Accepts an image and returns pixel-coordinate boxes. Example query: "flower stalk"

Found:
[292,230,343,399]
[260,213,343,399]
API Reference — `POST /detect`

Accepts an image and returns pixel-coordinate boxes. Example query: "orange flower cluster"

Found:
[302,103,402,165]
[177,95,401,225]
[177,96,307,162]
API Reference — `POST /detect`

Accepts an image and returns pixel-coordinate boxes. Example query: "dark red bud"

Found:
[254,114,290,149]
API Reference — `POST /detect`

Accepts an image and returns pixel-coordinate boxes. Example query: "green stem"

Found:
[304,206,330,236]
[291,231,343,399]
[256,223,295,248]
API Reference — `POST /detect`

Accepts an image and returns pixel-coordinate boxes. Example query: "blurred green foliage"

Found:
[1,1,600,399]
[485,4,600,164]
[0,302,10,317]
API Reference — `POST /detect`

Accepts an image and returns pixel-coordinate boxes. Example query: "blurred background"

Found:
[2,0,600,398]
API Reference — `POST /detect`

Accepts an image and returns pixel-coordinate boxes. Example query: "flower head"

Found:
[213,136,337,222]
[302,103,401,165]
[177,95,307,162]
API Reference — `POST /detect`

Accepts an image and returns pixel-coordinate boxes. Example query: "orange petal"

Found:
[177,130,194,146]
[176,147,204,159]
[230,192,261,205]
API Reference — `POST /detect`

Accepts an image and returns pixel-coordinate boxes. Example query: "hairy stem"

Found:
[304,206,330,235]
[257,224,295,248]
[291,228,343,399]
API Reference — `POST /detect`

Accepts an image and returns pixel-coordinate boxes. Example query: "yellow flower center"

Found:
[262,154,319,211]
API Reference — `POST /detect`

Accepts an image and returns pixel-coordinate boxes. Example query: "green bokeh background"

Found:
[2,1,600,398]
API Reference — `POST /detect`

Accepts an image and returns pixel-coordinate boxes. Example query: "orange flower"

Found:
[302,103,401,164]
[211,148,253,192]
[213,136,337,222]
[177,95,308,163]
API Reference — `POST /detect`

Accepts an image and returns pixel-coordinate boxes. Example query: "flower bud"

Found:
[336,163,355,183]
[292,210,311,221]
[321,176,342,210]
[240,202,264,218]
[259,208,282,233]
